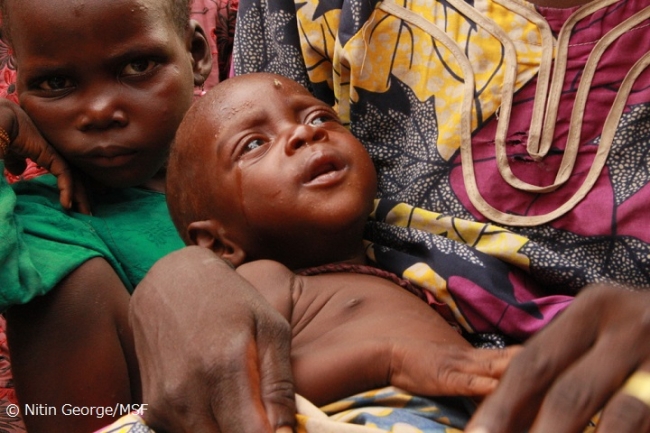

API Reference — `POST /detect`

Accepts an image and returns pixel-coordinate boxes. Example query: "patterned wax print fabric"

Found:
[94,387,599,433]
[365,199,573,341]
[95,388,474,433]
[233,0,650,339]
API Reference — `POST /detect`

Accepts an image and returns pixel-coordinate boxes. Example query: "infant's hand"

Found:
[0,99,89,213]
[389,339,521,397]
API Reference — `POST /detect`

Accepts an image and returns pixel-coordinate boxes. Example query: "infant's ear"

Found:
[187,220,246,267]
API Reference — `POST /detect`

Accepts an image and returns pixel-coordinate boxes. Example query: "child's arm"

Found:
[5,257,137,433]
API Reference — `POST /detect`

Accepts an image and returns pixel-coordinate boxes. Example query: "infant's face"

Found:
[10,0,196,188]
[206,75,377,263]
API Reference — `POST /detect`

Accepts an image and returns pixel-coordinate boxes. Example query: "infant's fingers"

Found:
[420,347,521,396]
[437,372,500,396]
[463,346,522,378]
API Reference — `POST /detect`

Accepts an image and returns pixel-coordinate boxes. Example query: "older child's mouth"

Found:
[84,146,138,167]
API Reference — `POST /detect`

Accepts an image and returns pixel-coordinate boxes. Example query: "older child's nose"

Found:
[77,91,128,131]
[285,124,327,153]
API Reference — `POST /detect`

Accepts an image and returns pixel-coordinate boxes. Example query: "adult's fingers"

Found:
[595,366,650,433]
[257,318,297,430]
[466,285,650,433]
[526,323,640,433]
[200,326,296,433]
[393,344,520,397]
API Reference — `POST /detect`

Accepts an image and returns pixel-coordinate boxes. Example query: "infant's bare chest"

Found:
[290,272,420,343]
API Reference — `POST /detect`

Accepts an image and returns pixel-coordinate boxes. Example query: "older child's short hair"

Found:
[0,0,192,45]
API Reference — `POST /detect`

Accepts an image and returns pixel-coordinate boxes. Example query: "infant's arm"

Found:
[235,260,295,322]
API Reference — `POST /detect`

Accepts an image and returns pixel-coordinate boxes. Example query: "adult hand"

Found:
[465,283,650,433]
[130,246,296,433]
[0,99,89,213]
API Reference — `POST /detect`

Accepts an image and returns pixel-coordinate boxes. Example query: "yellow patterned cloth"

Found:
[94,388,473,433]
[95,388,598,432]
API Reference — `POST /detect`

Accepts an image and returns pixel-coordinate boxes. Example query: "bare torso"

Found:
[236,260,470,405]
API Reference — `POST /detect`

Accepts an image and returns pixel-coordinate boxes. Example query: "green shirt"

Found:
[0,161,184,310]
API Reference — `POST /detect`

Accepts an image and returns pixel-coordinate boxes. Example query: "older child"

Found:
[0,0,212,430]
[165,72,518,409]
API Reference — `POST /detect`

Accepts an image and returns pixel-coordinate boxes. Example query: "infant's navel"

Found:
[345,298,362,308]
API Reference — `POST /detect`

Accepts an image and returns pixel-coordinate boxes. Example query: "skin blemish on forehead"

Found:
[219,99,254,121]
[274,79,282,88]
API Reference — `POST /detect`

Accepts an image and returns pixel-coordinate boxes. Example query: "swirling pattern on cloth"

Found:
[366,198,573,342]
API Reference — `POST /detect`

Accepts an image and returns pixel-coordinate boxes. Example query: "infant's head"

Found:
[167,72,377,269]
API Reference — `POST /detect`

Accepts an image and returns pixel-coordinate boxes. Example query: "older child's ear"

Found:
[186,20,213,86]
[187,220,246,267]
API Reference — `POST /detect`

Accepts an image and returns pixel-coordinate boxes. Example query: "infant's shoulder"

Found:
[236,259,297,292]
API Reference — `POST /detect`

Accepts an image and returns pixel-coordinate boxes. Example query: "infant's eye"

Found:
[122,59,157,76]
[309,115,330,126]
[243,138,266,154]
[38,76,73,91]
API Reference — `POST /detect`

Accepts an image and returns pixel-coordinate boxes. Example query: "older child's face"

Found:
[9,0,199,188]
[206,75,377,265]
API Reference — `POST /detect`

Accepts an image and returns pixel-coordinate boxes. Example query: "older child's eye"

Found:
[38,76,73,91]
[122,59,157,76]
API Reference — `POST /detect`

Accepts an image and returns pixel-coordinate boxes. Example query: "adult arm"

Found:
[466,283,650,433]
[130,246,296,433]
